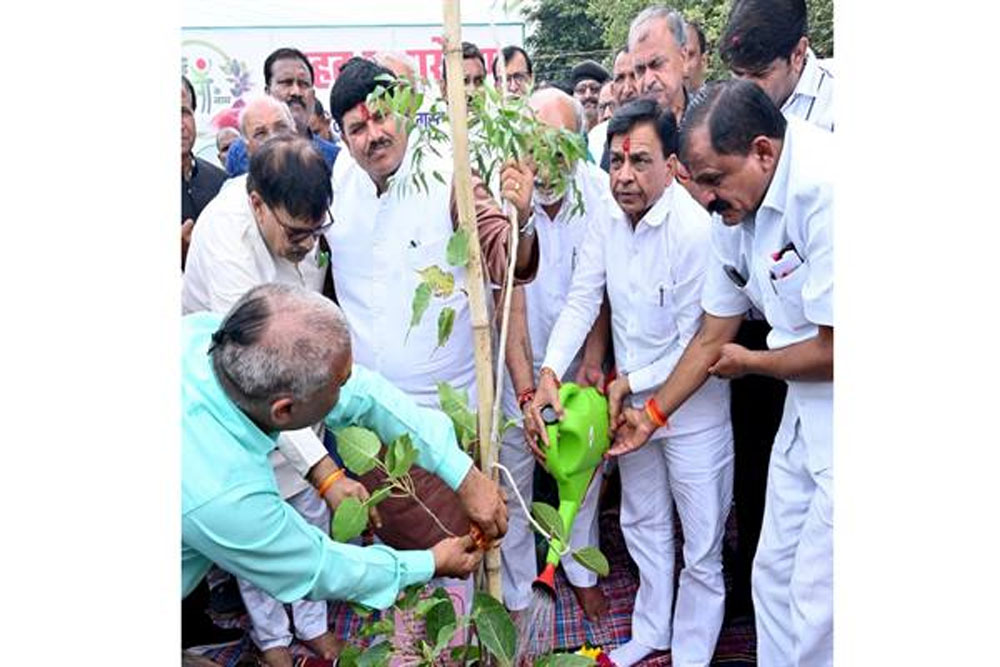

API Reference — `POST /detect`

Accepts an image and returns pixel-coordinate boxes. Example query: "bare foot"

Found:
[571,584,608,621]
[257,646,294,667]
[302,631,345,660]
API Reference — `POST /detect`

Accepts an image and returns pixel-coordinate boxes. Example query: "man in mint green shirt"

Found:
[182,283,506,609]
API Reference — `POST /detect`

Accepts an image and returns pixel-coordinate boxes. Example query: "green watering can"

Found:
[533,382,609,594]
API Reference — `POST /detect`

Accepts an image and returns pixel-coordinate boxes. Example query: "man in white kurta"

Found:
[530,99,733,667]
[182,135,350,664]
[720,0,834,132]
[498,89,613,619]
[327,56,538,410]
[612,81,833,667]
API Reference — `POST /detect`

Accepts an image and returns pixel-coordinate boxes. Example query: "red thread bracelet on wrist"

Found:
[517,387,536,409]
[644,397,668,428]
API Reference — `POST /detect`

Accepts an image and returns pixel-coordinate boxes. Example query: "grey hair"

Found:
[371,51,419,80]
[210,284,351,414]
[529,87,586,134]
[628,5,688,51]
[238,96,296,138]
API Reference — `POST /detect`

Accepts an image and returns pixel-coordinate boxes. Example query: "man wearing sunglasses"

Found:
[182,135,352,666]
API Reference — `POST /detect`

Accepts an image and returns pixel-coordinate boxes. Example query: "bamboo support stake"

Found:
[441,0,502,601]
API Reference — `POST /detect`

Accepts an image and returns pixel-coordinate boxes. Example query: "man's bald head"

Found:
[210,284,352,428]
[239,96,296,156]
[529,87,585,134]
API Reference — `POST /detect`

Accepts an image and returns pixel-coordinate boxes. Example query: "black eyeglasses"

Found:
[269,205,335,245]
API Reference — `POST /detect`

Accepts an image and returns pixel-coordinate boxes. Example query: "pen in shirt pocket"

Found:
[659,286,664,307]
[571,247,578,271]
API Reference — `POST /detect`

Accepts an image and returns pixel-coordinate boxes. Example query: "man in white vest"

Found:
[499,88,614,621]
[612,80,834,667]
[529,99,734,667]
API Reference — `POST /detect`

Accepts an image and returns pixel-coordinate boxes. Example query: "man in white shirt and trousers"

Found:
[183,130,368,666]
[499,88,614,621]
[529,98,734,667]
[715,0,835,621]
[611,79,833,666]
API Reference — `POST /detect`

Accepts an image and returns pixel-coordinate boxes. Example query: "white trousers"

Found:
[617,421,734,666]
[752,417,833,667]
[498,425,602,611]
[237,486,331,651]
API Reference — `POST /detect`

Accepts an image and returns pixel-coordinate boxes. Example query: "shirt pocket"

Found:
[767,263,810,331]
[640,281,679,342]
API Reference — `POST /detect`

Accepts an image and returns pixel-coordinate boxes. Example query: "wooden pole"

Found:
[441,0,503,600]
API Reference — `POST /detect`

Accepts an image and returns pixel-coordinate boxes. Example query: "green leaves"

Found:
[355,640,392,667]
[385,433,418,478]
[571,546,610,577]
[417,266,455,297]
[409,281,432,330]
[534,654,596,667]
[335,427,382,476]
[424,587,457,648]
[365,486,392,507]
[446,229,470,267]
[437,307,455,348]
[531,502,566,544]
[437,381,477,450]
[331,496,368,542]
[472,591,517,667]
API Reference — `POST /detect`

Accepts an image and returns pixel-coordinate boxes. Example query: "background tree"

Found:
[522,0,611,85]
[579,0,832,83]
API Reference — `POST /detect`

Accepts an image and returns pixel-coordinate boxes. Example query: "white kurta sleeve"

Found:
[275,428,328,479]
[701,222,752,318]
[540,209,609,378]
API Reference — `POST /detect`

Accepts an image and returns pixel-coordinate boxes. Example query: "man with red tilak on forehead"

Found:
[528,98,734,667]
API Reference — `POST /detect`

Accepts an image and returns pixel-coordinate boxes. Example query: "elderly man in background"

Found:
[225,47,340,177]
[569,60,610,133]
[181,76,226,270]
[683,20,709,93]
[183,283,503,620]
[215,127,241,170]
[629,5,690,122]
[499,88,614,622]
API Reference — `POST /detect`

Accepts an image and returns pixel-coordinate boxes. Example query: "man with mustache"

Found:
[717,0,835,621]
[570,60,610,133]
[224,48,340,177]
[183,135,357,666]
[324,55,536,630]
[528,98,734,667]
[629,5,690,123]
[611,80,834,667]
[499,88,613,622]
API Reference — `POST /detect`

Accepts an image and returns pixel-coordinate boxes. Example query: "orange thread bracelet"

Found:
[316,468,346,497]
[645,397,668,428]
